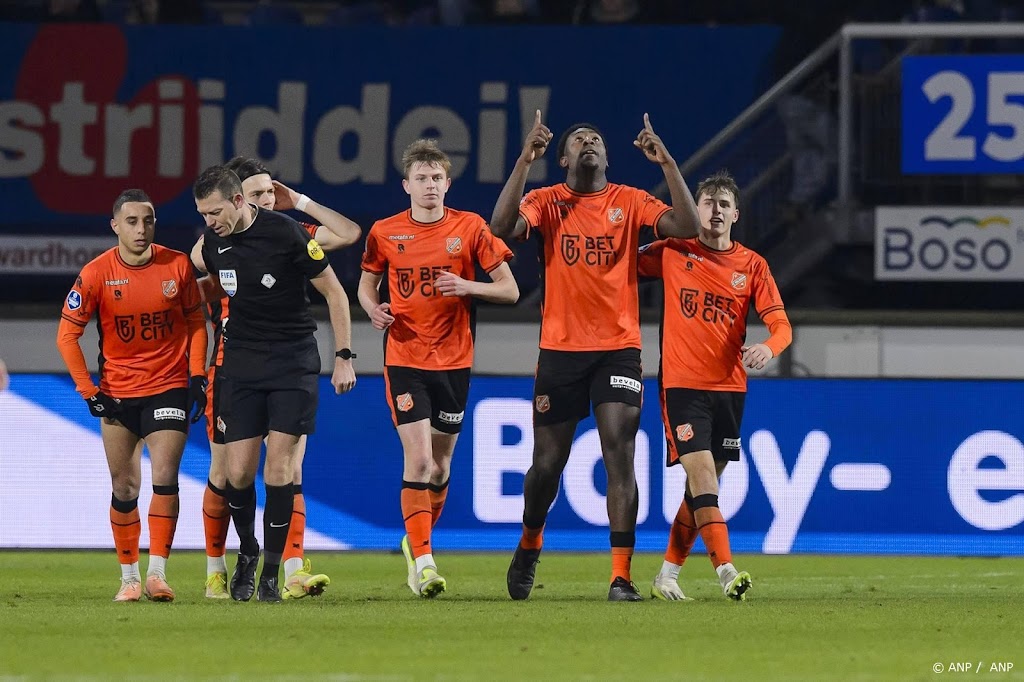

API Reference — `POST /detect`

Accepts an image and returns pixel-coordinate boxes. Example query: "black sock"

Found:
[226,483,259,556]
[261,483,293,580]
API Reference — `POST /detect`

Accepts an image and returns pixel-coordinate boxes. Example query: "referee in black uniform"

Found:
[191,165,356,602]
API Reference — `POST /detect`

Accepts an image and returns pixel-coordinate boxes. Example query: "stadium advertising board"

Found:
[0,23,778,227]
[874,206,1024,281]
[2,375,1021,556]
[902,55,1024,174]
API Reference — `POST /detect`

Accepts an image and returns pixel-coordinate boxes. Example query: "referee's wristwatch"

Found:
[335,348,356,360]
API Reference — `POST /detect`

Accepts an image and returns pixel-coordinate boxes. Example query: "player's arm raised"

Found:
[634,113,700,239]
[310,266,356,394]
[273,180,361,251]
[491,109,552,239]
[434,262,519,304]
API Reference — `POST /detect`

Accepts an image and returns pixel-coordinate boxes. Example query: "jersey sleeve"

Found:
[633,188,672,233]
[300,221,318,238]
[288,220,331,279]
[360,226,386,274]
[56,267,100,398]
[179,261,208,377]
[518,187,551,239]
[751,256,785,317]
[637,240,666,278]
[475,221,514,273]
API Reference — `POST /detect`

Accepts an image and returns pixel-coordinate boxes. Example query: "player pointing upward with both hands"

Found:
[490,111,701,601]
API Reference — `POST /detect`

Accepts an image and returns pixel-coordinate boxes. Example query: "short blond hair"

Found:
[401,139,451,178]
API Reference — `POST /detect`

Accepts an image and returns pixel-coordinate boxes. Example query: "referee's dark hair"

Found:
[193,165,243,202]
[224,156,271,183]
[112,188,152,217]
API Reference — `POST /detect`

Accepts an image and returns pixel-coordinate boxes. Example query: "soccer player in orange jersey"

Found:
[56,189,208,602]
[490,111,701,601]
[359,139,518,598]
[639,170,792,601]
[194,157,360,600]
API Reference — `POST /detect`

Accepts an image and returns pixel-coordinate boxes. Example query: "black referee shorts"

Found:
[218,337,320,442]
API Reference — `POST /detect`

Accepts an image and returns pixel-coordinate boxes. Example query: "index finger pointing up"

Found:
[643,112,653,132]
[535,109,542,127]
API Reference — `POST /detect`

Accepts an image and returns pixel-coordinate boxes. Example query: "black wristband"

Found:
[335,348,356,360]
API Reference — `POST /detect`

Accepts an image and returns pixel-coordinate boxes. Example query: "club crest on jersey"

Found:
[561,234,581,265]
[535,394,551,413]
[731,272,747,290]
[161,279,177,298]
[676,423,694,442]
[65,290,82,310]
[261,274,276,289]
[219,269,237,297]
[446,237,463,255]
[607,207,624,224]
[307,239,325,261]
[396,393,414,412]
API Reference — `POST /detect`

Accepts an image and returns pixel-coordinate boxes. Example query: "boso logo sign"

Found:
[875,207,1024,281]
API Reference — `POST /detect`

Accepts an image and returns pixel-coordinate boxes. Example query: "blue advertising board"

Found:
[903,55,1024,174]
[0,23,779,228]
[2,374,1021,555]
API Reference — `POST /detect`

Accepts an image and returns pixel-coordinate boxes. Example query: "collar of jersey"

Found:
[231,204,259,236]
[693,237,738,255]
[407,208,449,227]
[115,245,156,269]
[561,182,610,197]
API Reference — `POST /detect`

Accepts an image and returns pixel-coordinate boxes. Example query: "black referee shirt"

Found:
[202,206,329,342]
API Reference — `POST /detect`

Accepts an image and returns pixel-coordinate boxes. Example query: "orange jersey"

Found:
[362,208,513,370]
[519,183,670,351]
[206,222,318,367]
[57,245,207,399]
[638,237,784,392]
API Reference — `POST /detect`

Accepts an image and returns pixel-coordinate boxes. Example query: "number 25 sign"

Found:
[902,55,1024,173]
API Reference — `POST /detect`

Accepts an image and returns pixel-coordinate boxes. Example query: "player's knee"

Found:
[403,456,432,483]
[111,476,140,501]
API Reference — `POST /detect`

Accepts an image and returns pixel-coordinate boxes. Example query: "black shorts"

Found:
[218,337,320,442]
[204,365,225,444]
[385,366,471,434]
[662,387,745,465]
[533,348,643,426]
[113,388,189,438]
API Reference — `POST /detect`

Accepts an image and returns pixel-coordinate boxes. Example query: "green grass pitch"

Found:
[1,551,1022,680]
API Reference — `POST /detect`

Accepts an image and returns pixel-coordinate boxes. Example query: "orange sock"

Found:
[401,482,432,558]
[110,498,140,565]
[520,523,544,550]
[665,496,698,565]
[148,488,179,559]
[428,479,449,528]
[611,546,634,583]
[283,490,306,562]
[692,495,732,568]
[202,482,230,558]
